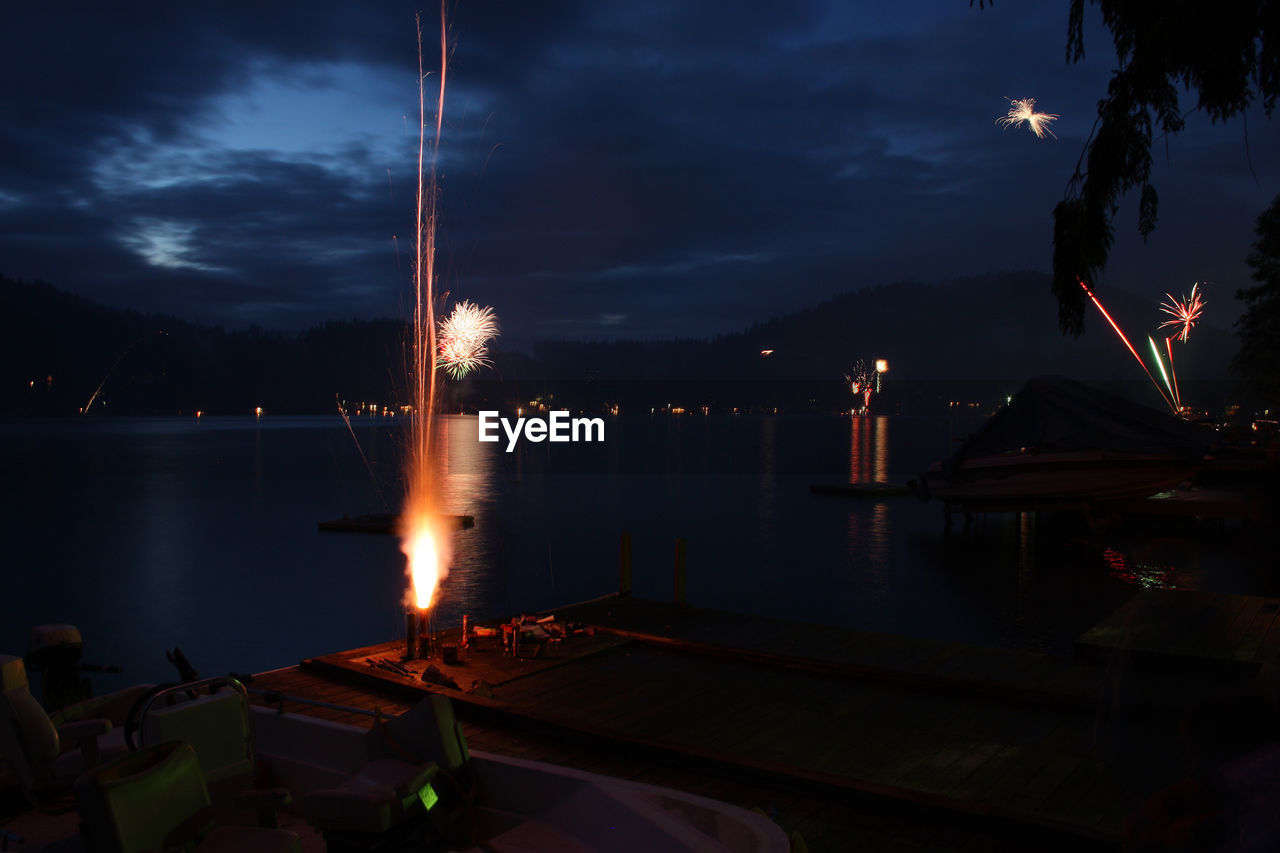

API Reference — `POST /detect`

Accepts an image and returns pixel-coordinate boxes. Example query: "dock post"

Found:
[674,537,686,604]
[619,531,632,596]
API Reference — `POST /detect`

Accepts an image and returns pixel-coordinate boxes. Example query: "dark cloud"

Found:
[1,1,1275,349]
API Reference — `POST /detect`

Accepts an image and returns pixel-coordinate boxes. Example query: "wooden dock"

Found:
[1076,589,1280,679]
[246,594,1279,851]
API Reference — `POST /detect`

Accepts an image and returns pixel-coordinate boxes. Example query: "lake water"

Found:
[1,414,1272,689]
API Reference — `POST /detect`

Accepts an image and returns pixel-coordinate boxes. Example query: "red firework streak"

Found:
[1077,278,1176,412]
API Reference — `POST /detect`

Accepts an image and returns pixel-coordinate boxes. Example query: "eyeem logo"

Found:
[478,410,605,452]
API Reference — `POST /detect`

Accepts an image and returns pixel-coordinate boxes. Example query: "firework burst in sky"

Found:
[1158,282,1205,343]
[845,360,875,412]
[996,97,1059,139]
[437,300,499,379]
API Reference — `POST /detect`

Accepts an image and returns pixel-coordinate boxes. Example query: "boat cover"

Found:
[942,376,1210,474]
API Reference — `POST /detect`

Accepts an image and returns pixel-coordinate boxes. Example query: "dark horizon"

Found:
[2,271,1249,418]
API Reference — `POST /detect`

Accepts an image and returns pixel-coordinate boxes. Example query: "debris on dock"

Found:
[421,663,460,690]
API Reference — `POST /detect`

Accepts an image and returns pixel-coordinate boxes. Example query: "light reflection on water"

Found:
[846,416,892,603]
[0,413,1271,686]
[435,415,498,617]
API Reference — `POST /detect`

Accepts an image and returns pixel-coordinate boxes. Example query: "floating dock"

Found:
[248,593,1280,850]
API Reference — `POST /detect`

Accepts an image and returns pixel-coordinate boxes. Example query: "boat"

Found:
[911,376,1210,511]
[0,667,789,852]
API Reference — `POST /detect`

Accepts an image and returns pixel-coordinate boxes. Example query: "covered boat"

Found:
[912,376,1210,510]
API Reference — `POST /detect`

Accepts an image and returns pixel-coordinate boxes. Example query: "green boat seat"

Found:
[75,740,300,853]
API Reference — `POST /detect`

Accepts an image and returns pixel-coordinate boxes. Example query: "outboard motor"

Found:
[25,624,119,712]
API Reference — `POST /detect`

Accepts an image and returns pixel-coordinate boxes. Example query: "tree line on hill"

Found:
[0,267,1270,417]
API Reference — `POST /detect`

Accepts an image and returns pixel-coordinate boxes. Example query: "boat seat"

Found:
[137,678,289,825]
[141,687,252,784]
[0,654,129,807]
[302,695,474,850]
[75,739,300,853]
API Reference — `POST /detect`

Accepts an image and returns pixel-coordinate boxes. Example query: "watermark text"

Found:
[478,410,605,452]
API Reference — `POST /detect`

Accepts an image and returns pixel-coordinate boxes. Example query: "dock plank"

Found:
[1076,590,1280,679]
[1235,603,1280,663]
[1208,596,1267,660]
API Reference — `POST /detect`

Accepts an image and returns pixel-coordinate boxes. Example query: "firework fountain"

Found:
[401,6,450,657]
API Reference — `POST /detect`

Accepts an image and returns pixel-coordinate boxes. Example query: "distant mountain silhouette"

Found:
[1,276,407,415]
[1,272,1237,415]
[532,271,1237,383]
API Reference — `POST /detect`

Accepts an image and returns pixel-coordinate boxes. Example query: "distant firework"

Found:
[845,360,875,413]
[437,300,499,379]
[1154,282,1206,410]
[996,98,1059,139]
[1158,283,1205,344]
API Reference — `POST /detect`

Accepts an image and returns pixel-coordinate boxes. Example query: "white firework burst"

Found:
[437,301,499,379]
[996,97,1059,139]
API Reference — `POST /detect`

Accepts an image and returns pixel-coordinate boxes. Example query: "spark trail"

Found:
[1078,278,1176,412]
[81,331,167,415]
[336,394,385,508]
[401,5,451,612]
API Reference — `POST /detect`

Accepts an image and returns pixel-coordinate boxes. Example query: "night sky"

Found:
[3,2,1276,349]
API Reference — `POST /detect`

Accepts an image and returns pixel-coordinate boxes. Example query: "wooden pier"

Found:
[247,593,1280,851]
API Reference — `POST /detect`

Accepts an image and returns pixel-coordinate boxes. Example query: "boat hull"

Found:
[917,451,1198,506]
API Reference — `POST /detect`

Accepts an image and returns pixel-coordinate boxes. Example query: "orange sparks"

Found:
[400,508,448,610]
[400,3,450,614]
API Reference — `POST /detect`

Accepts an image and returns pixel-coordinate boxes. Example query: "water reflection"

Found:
[758,417,778,534]
[434,415,498,617]
[847,416,892,603]
[846,415,891,483]
[253,423,264,509]
[1102,546,1177,590]
[4,415,1269,683]
[1016,511,1035,581]
[139,437,187,615]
